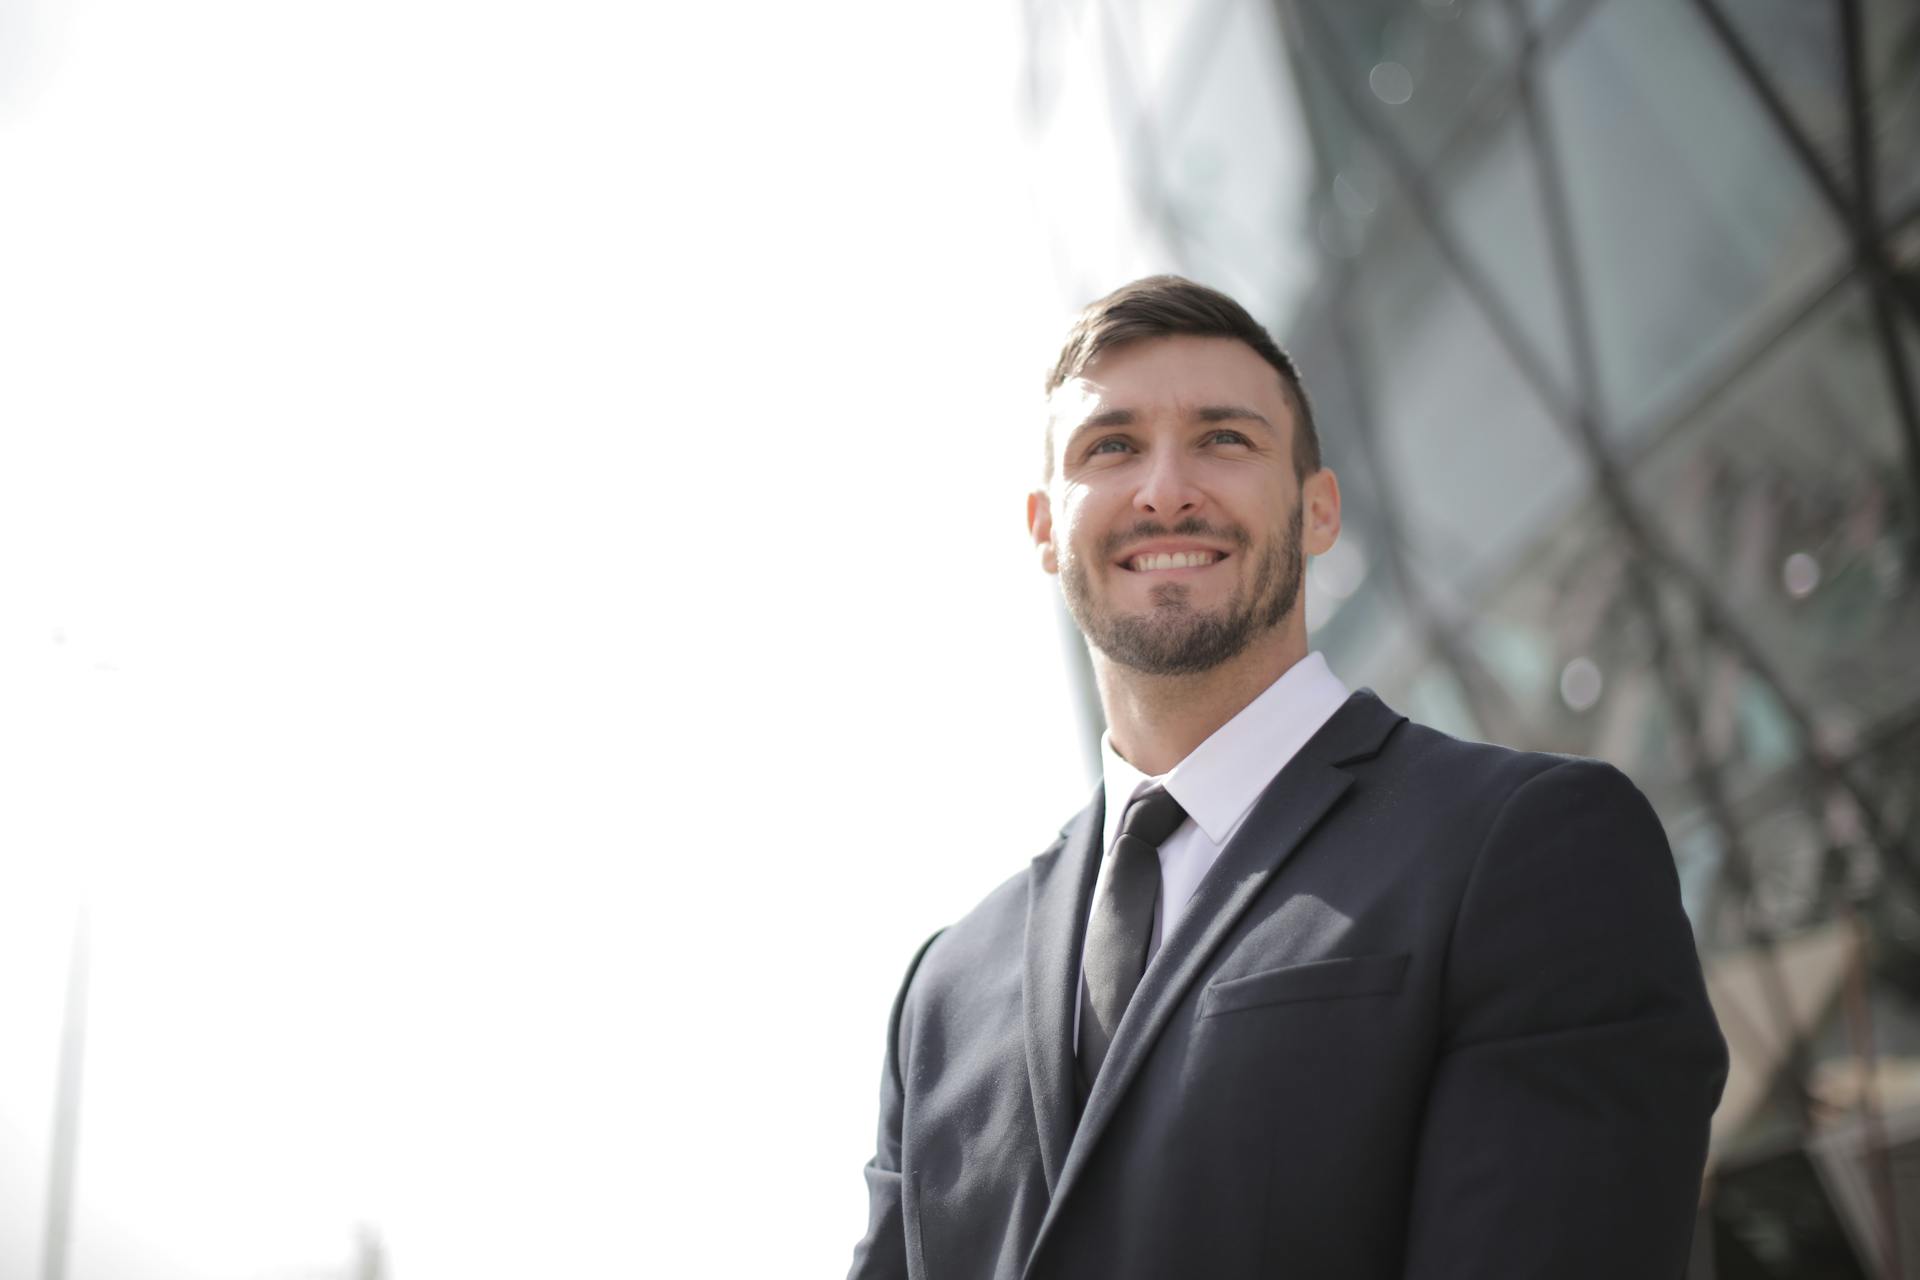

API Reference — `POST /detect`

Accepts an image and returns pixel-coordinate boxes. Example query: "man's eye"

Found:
[1089,438,1133,456]
[1208,430,1251,446]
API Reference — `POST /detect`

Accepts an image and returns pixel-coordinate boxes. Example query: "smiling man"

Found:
[849,276,1726,1280]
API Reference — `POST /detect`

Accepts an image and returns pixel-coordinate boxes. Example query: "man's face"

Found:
[1028,335,1337,676]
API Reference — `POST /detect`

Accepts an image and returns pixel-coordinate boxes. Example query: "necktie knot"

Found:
[1118,787,1187,851]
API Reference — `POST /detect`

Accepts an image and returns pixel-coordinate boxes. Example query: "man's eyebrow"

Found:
[1074,408,1136,431]
[1195,404,1273,429]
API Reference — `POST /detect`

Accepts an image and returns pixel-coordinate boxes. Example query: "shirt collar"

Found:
[1098,651,1352,853]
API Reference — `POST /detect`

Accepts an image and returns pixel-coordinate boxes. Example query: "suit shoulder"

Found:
[1381,717,1638,810]
[1361,718,1661,877]
[1383,722,1673,896]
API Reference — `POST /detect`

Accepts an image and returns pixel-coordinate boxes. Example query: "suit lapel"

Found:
[1023,786,1103,1194]
[1033,691,1406,1253]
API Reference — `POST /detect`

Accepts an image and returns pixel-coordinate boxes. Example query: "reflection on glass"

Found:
[1369,60,1415,105]
[1559,655,1603,711]
[1783,551,1822,598]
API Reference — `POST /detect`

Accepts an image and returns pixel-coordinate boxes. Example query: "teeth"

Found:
[1131,551,1220,571]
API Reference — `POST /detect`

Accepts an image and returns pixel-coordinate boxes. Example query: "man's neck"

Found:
[1095,630,1308,778]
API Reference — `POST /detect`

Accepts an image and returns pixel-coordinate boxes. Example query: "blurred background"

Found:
[1,0,1916,1276]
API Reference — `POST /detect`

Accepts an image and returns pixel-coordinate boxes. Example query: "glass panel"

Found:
[1288,312,1423,688]
[1437,110,1576,399]
[1293,30,1409,265]
[1671,817,1728,939]
[1544,0,1849,429]
[1024,4,1169,295]
[1112,0,1223,101]
[1521,0,1565,37]
[1290,308,1393,641]
[1629,283,1920,737]
[1713,0,1851,193]
[1301,0,1521,169]
[1629,573,1813,805]
[1285,299,1370,484]
[1349,213,1591,609]
[1155,0,1317,311]
[1705,0,1920,224]
[1462,509,1699,796]
[1398,661,1484,742]
[1316,568,1425,694]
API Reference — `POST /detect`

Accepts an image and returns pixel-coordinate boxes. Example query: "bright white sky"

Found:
[0,1,1312,1275]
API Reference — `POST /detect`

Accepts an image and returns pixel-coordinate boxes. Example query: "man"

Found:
[849,276,1726,1279]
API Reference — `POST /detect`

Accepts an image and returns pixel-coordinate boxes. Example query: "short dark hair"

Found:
[1043,274,1320,483]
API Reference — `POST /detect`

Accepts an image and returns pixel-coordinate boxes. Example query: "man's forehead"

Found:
[1050,335,1290,420]
[1049,371,1290,431]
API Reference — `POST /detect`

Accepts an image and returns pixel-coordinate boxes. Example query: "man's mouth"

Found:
[1122,549,1228,572]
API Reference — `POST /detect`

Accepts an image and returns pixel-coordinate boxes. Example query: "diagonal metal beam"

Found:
[1424,0,1610,184]
[1616,258,1857,455]
[1689,0,1920,330]
[1838,0,1920,518]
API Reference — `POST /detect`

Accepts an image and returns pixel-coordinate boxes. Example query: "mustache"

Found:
[1100,517,1252,560]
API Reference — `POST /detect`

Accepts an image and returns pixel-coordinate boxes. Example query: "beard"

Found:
[1060,508,1303,677]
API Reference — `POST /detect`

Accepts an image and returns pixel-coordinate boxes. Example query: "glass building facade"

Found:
[1025,1,1920,1274]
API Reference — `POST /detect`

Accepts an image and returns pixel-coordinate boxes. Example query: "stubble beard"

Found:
[1061,508,1304,677]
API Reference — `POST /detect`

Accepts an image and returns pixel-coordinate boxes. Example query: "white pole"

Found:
[41,904,90,1280]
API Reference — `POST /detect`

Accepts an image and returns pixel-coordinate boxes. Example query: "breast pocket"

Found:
[1198,952,1409,1019]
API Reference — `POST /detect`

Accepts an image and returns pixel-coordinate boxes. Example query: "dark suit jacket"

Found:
[849,690,1727,1280]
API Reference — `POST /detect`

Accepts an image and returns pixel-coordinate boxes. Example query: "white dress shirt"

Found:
[1074,651,1352,1043]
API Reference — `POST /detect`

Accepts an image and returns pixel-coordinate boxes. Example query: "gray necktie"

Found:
[1077,787,1188,1091]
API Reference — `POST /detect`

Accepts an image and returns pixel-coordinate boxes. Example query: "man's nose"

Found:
[1133,451,1203,517]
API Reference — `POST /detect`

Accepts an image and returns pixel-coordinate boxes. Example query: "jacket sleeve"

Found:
[847,929,944,1280]
[1402,759,1727,1279]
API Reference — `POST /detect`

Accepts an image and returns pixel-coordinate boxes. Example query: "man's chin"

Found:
[1085,612,1249,677]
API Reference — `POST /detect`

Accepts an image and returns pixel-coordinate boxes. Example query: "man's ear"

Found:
[1303,467,1342,557]
[1027,489,1058,575]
